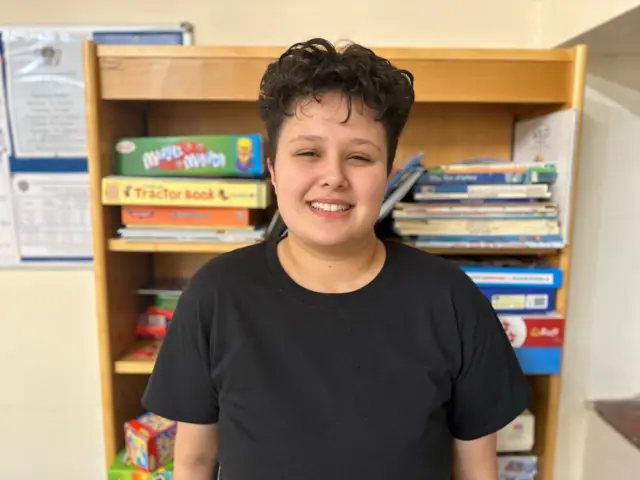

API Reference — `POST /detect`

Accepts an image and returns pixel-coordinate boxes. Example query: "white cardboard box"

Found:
[497,409,535,452]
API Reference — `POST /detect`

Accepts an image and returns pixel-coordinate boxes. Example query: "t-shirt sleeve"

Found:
[448,272,532,441]
[141,273,219,424]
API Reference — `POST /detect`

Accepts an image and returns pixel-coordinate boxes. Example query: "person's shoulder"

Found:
[185,241,269,292]
[385,239,472,287]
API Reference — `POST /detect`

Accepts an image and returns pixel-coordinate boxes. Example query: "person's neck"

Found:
[277,233,386,294]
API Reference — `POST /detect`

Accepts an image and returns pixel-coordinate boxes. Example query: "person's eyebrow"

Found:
[289,135,382,152]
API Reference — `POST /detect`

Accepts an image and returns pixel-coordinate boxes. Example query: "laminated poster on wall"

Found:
[2,29,91,161]
[0,23,192,267]
[0,52,10,155]
[10,172,92,261]
[0,152,19,266]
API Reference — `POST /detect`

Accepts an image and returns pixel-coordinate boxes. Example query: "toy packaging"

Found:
[121,206,260,229]
[114,134,265,178]
[459,258,562,314]
[109,448,173,480]
[497,410,535,452]
[497,455,537,480]
[125,412,177,472]
[500,311,564,374]
[101,175,272,209]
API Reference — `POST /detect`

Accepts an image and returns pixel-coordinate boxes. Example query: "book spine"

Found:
[414,198,546,204]
[462,266,562,288]
[417,171,557,185]
[432,162,556,172]
[408,234,564,243]
[393,202,558,217]
[415,184,549,195]
[121,206,257,227]
[102,176,271,209]
[394,219,560,236]
[118,227,265,241]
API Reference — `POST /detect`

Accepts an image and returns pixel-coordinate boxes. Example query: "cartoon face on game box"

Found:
[124,412,177,472]
[114,134,265,178]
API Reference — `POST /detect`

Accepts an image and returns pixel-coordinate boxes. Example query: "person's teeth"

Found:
[310,202,351,212]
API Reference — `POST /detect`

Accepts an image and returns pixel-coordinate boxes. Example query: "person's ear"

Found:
[267,158,276,193]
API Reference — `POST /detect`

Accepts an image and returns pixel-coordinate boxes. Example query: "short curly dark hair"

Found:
[258,38,415,173]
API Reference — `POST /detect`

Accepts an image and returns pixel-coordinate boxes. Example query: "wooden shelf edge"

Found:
[114,340,159,375]
[108,238,256,253]
[95,44,575,62]
[108,238,561,256]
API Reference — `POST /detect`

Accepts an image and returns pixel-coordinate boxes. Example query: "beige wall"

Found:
[9,0,539,47]
[540,0,640,47]
[552,53,640,480]
[2,1,640,479]
[582,407,640,480]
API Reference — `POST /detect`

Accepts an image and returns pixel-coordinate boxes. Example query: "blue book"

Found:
[461,265,562,289]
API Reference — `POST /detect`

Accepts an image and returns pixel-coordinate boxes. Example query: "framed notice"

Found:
[0,23,193,267]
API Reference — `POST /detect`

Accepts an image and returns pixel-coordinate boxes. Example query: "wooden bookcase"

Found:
[82,41,587,480]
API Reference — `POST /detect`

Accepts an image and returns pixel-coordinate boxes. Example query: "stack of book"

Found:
[392,161,564,249]
[456,256,565,374]
[101,134,273,244]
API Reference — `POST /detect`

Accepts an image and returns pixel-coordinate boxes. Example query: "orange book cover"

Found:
[121,206,259,228]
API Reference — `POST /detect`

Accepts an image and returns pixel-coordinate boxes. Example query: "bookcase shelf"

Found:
[114,340,159,375]
[108,238,561,256]
[107,238,255,253]
[83,41,587,480]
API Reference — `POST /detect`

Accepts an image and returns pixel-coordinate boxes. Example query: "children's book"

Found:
[378,152,425,221]
[512,109,579,245]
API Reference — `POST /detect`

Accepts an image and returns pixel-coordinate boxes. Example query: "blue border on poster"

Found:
[0,24,193,267]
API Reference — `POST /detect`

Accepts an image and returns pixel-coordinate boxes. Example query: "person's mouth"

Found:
[307,199,354,216]
[309,201,353,212]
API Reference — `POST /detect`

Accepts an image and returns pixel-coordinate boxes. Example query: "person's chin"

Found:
[303,230,365,249]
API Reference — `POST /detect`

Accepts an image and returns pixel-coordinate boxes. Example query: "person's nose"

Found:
[319,155,348,190]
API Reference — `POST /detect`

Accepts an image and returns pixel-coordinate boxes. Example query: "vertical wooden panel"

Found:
[84,42,153,467]
[397,103,515,165]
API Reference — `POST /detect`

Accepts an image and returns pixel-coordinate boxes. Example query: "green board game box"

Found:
[114,134,265,178]
[109,448,173,480]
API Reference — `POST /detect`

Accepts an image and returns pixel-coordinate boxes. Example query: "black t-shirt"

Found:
[142,238,531,480]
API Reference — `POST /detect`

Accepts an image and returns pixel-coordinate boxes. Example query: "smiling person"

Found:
[142,38,531,480]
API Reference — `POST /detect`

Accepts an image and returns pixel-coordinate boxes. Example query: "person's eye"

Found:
[350,155,372,162]
[297,150,318,157]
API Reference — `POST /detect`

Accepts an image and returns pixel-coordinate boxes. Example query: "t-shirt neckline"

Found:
[264,237,395,308]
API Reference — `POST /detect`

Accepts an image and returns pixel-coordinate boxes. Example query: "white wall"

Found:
[582,407,640,480]
[553,53,640,480]
[539,0,640,47]
[8,0,540,47]
[2,2,640,479]
[578,55,640,400]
